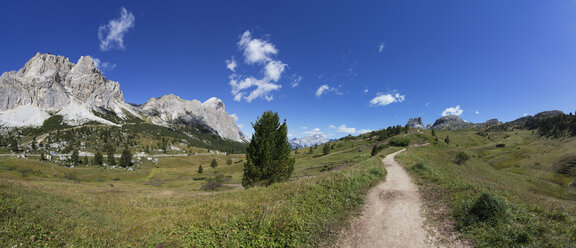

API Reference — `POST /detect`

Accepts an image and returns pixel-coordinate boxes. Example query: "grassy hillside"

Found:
[0,134,401,247]
[1,121,247,155]
[396,129,576,247]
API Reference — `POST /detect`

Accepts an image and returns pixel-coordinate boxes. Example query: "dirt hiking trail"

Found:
[337,149,433,248]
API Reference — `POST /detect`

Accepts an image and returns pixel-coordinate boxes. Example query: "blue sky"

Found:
[1,0,576,138]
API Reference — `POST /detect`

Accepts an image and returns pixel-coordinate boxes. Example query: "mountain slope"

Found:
[0,53,135,126]
[138,94,248,142]
[0,53,247,143]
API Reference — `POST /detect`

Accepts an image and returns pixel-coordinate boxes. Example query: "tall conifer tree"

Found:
[242,111,294,188]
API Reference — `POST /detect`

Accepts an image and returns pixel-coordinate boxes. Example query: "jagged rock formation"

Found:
[290,134,330,149]
[406,117,426,129]
[0,53,248,143]
[139,94,248,142]
[0,53,135,126]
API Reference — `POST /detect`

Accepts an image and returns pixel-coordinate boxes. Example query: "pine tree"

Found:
[71,149,79,166]
[10,139,18,152]
[242,111,295,188]
[83,156,89,165]
[198,165,203,173]
[94,151,104,166]
[308,147,313,154]
[431,129,436,137]
[106,145,116,166]
[211,159,218,168]
[323,143,331,155]
[445,136,451,144]
[371,144,381,157]
[40,152,45,161]
[119,147,132,167]
[227,157,233,165]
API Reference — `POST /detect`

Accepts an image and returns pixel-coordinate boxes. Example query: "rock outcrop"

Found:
[406,117,426,129]
[430,115,500,130]
[139,94,248,142]
[431,115,471,130]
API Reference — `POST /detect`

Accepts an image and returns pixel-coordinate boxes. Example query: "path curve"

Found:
[338,149,433,248]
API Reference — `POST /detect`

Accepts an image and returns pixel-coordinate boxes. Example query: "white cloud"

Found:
[301,126,308,130]
[229,76,281,102]
[315,85,331,97]
[378,42,385,53]
[229,31,287,102]
[98,7,135,51]
[475,110,480,115]
[363,89,369,93]
[425,102,430,107]
[303,128,323,135]
[442,105,464,116]
[237,123,244,129]
[523,113,528,116]
[336,124,356,133]
[291,75,302,88]
[264,60,286,82]
[358,129,372,134]
[226,58,237,72]
[238,31,277,64]
[230,113,239,121]
[288,129,296,138]
[369,93,405,107]
[93,58,116,71]
[329,124,371,135]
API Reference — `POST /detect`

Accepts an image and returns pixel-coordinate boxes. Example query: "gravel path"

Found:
[338,149,434,248]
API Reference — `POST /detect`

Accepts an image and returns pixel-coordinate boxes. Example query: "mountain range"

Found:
[0,53,248,142]
[289,134,333,149]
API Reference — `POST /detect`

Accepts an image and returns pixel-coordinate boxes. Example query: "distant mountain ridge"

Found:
[290,134,333,149]
[0,53,247,142]
[405,115,500,130]
[406,111,571,131]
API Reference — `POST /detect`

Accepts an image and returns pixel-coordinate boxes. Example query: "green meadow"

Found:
[396,129,576,247]
[0,136,400,247]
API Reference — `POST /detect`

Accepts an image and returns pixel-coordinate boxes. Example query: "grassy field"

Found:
[0,135,401,247]
[396,129,576,247]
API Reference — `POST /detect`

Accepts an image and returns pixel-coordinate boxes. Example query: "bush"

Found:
[201,174,230,191]
[468,192,508,223]
[454,152,470,165]
[389,137,410,147]
[412,162,429,171]
[371,144,389,156]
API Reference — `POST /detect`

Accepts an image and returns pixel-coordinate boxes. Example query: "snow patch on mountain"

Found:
[57,102,118,126]
[0,105,50,127]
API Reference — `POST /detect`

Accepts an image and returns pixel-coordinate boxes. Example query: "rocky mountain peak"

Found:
[19,52,73,78]
[0,53,131,126]
[432,115,470,130]
[202,97,225,111]
[139,94,247,142]
[406,117,426,129]
[534,110,564,119]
